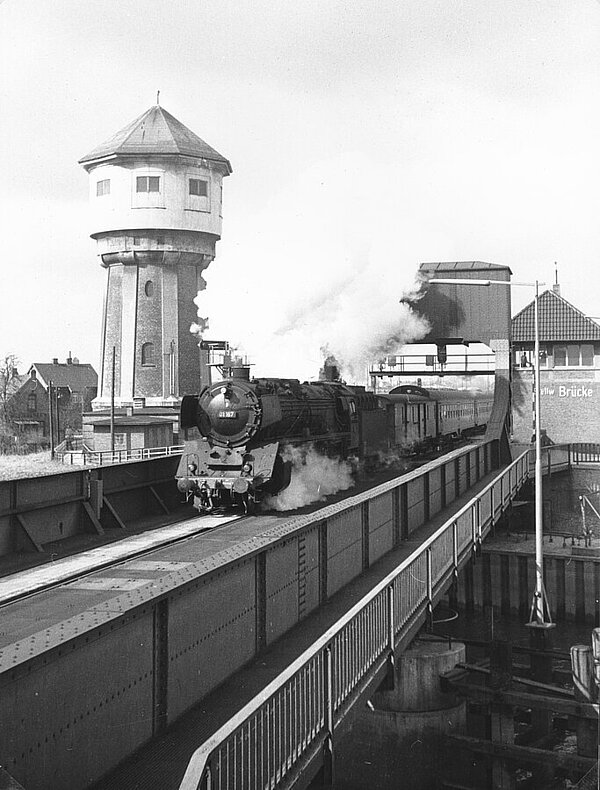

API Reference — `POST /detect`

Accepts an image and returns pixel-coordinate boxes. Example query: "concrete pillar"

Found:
[489,640,515,790]
[335,639,466,790]
[527,623,556,786]
[571,644,597,757]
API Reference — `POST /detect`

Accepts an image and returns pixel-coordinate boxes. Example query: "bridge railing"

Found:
[523,443,600,477]
[569,443,600,466]
[56,444,184,466]
[178,448,530,790]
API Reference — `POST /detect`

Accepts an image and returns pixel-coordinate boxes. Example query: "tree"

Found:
[0,354,21,452]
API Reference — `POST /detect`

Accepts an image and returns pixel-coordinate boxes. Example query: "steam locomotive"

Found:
[176,367,494,514]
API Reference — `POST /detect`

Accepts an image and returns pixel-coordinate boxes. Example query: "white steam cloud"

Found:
[263,445,354,511]
[191,153,436,382]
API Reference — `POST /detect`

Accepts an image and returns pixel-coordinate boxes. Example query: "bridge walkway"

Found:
[93,451,529,790]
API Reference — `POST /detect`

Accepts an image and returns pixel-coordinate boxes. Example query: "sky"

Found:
[1,0,600,379]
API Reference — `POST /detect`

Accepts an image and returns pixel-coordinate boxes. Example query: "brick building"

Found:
[5,356,97,451]
[511,285,600,443]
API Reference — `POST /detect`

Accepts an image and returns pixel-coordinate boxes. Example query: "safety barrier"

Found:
[56,444,184,466]
[570,443,600,466]
[179,448,531,790]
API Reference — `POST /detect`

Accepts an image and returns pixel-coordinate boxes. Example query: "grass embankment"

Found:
[0,451,79,480]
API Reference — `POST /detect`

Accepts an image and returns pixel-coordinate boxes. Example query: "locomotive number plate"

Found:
[218,410,238,418]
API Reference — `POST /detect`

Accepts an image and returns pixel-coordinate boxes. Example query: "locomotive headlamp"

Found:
[188,462,197,473]
[242,462,252,473]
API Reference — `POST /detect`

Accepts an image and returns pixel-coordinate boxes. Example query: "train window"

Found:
[96,179,110,197]
[141,342,154,366]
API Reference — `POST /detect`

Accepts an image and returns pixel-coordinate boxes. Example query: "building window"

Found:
[141,342,154,366]
[114,432,127,450]
[554,343,595,367]
[96,179,110,197]
[156,236,165,245]
[554,346,567,366]
[186,173,210,212]
[136,176,161,193]
[189,178,208,197]
[581,344,594,366]
[27,393,36,413]
[144,280,154,297]
[133,237,141,246]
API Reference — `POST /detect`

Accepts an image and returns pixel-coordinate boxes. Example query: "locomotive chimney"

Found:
[320,356,340,382]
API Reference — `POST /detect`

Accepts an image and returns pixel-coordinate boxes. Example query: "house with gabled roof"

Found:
[511,283,600,443]
[6,355,97,450]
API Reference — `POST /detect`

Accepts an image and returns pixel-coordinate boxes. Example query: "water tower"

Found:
[79,103,232,410]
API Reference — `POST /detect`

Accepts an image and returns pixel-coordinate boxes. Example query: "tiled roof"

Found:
[79,105,232,172]
[419,261,513,275]
[512,289,600,342]
[30,363,97,392]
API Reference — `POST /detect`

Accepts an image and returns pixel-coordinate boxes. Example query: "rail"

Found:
[179,449,531,790]
[55,444,184,466]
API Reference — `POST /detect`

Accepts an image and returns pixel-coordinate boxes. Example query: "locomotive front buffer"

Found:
[176,441,290,514]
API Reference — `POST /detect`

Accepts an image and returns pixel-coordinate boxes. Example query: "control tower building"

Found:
[79,104,232,411]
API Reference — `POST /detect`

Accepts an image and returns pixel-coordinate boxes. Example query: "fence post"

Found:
[386,585,395,688]
[322,646,335,786]
[426,548,433,626]
[453,520,458,575]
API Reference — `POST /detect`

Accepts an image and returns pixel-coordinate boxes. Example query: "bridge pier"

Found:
[334,638,466,789]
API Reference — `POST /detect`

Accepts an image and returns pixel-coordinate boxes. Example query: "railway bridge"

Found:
[1,438,587,790]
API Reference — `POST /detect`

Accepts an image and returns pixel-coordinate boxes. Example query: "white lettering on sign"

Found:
[557,385,594,398]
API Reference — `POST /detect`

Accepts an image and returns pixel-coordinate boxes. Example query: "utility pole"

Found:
[110,346,116,454]
[48,380,55,459]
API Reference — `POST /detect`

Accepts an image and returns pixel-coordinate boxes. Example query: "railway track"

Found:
[0,512,242,608]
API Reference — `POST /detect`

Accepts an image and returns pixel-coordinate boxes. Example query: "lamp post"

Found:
[428,277,552,626]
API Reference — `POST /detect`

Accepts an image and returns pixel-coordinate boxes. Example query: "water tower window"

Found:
[136,176,161,193]
[96,179,110,197]
[141,343,154,366]
[189,178,208,197]
[144,280,154,297]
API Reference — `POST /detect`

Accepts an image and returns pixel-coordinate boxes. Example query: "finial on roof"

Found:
[156,90,160,106]
[553,262,561,296]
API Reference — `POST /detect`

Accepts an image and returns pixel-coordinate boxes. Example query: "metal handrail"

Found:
[179,447,531,790]
[56,444,184,466]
